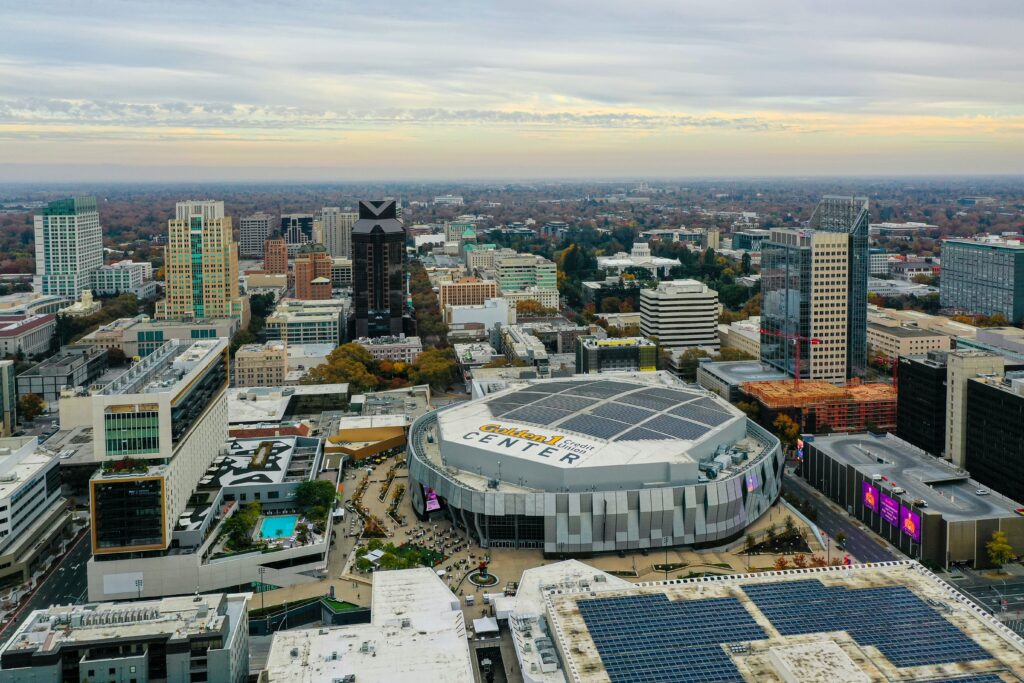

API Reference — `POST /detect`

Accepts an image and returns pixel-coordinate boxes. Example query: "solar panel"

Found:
[670,404,733,427]
[617,427,673,441]
[620,392,678,411]
[563,380,639,398]
[925,676,1006,683]
[561,415,629,440]
[742,580,992,669]
[640,387,698,402]
[503,406,573,425]
[578,594,767,683]
[690,397,733,415]
[494,390,549,405]
[486,401,523,417]
[641,415,710,441]
[525,382,580,394]
[534,395,598,412]
[591,403,655,424]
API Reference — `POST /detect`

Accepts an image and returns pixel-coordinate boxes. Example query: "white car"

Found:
[892,487,906,494]
[976,488,990,496]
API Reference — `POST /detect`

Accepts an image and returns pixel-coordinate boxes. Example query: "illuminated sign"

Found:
[424,486,441,512]
[862,481,880,513]
[796,438,804,461]
[880,492,899,526]
[900,506,921,542]
[746,472,759,493]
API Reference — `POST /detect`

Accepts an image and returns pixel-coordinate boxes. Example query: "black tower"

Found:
[351,200,406,338]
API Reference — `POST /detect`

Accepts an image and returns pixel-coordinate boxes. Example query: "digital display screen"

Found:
[424,486,441,512]
[880,492,900,526]
[746,472,759,493]
[862,481,880,513]
[900,506,922,542]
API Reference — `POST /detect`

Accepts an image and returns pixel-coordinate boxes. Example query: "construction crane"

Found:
[760,328,822,389]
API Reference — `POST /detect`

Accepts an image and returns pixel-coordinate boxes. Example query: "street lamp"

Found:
[258,566,267,613]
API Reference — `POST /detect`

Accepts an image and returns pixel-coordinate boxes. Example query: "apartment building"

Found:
[438,277,499,309]
[33,196,103,298]
[234,341,287,387]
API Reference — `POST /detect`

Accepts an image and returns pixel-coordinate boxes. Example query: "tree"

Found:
[229,328,256,356]
[735,401,759,419]
[773,557,790,571]
[773,413,801,447]
[249,292,276,319]
[792,554,808,568]
[783,515,796,537]
[717,347,755,362]
[409,347,457,390]
[766,523,777,547]
[745,533,757,555]
[17,393,44,422]
[106,347,128,366]
[986,530,1015,569]
[295,480,337,512]
[303,343,380,392]
[675,347,711,381]
[515,299,556,317]
[835,532,847,547]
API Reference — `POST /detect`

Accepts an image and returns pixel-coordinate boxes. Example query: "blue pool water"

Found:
[260,514,299,539]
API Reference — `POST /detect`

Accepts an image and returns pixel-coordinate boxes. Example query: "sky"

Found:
[1,0,1023,181]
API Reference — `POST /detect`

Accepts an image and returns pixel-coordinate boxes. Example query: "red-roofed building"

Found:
[0,314,56,357]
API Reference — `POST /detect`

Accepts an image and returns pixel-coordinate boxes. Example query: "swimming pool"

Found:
[259,514,299,539]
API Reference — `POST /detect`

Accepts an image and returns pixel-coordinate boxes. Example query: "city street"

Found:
[782,474,901,564]
[0,531,90,640]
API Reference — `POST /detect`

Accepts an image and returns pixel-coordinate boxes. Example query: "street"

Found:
[782,475,900,564]
[0,531,90,640]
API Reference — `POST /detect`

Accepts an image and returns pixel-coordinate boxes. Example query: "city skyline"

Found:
[1,1,1023,181]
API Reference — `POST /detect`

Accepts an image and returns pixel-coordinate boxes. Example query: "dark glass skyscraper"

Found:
[810,195,869,380]
[351,200,406,338]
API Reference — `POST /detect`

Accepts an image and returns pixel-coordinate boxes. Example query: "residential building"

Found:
[90,259,155,298]
[497,325,549,375]
[280,213,314,255]
[351,200,406,338]
[866,323,950,359]
[76,315,240,358]
[293,243,333,300]
[639,279,719,350]
[444,297,514,341]
[33,196,103,298]
[16,345,108,405]
[896,352,951,457]
[234,340,287,387]
[809,195,870,378]
[355,335,423,363]
[438,277,498,309]
[155,200,244,321]
[595,242,678,277]
[0,436,73,592]
[330,257,353,287]
[321,207,358,258]
[761,228,851,384]
[239,212,276,258]
[965,372,1024,501]
[940,237,1024,322]
[262,569,472,683]
[266,298,347,345]
[495,254,557,291]
[730,229,772,252]
[0,593,250,683]
[453,342,500,382]
[0,362,14,436]
[263,235,288,274]
[500,287,560,312]
[944,350,1005,468]
[718,316,761,358]
[0,314,56,357]
[575,335,657,374]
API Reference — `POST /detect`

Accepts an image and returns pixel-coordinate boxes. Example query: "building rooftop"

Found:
[744,381,896,409]
[262,568,473,683]
[546,561,1024,683]
[17,345,106,377]
[808,433,1023,521]
[97,338,226,396]
[0,437,50,501]
[944,236,1024,250]
[699,360,789,385]
[0,593,246,656]
[0,314,54,338]
[578,336,654,350]
[227,384,349,424]
[867,322,947,339]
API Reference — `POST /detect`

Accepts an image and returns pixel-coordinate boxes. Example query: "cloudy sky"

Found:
[1,0,1022,181]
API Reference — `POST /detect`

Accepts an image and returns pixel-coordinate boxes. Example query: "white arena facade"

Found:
[408,375,783,554]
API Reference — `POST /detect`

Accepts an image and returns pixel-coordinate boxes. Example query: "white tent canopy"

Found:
[472,616,499,635]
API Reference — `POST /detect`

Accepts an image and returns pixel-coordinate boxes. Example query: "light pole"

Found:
[258,566,267,613]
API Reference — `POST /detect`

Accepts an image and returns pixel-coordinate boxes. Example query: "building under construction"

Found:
[743,380,896,433]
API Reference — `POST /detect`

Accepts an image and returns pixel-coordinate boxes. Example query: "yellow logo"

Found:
[479,423,564,446]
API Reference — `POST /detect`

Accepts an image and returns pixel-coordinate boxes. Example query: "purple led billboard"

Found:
[880,492,900,526]
[900,506,922,542]
[746,472,759,493]
[424,486,441,512]
[862,481,880,513]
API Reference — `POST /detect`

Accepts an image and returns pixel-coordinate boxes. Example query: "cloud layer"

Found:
[1,0,1023,179]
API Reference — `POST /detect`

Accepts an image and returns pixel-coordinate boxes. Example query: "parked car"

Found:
[976,489,990,496]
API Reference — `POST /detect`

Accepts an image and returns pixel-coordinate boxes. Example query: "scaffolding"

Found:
[744,380,897,432]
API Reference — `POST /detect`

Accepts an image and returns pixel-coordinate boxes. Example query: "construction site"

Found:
[743,380,897,433]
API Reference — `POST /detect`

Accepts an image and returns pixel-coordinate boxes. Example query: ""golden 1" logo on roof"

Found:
[479,423,564,446]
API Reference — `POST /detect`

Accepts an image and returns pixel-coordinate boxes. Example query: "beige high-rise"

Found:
[945,350,1004,467]
[155,200,243,321]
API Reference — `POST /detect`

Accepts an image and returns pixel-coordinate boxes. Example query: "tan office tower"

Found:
[155,200,243,321]
[944,350,1004,467]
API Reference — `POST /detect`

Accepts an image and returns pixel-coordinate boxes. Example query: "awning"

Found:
[473,617,499,635]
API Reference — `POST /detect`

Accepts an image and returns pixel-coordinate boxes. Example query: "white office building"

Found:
[239,212,276,258]
[33,197,104,298]
[89,260,154,298]
[640,279,720,350]
[321,207,358,259]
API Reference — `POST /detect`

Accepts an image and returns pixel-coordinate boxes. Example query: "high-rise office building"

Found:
[0,360,15,437]
[965,372,1024,500]
[155,200,243,321]
[760,228,850,384]
[809,195,869,379]
[281,213,314,255]
[944,349,1004,468]
[33,196,104,298]
[496,254,557,291]
[263,235,288,274]
[293,243,333,300]
[940,237,1024,323]
[351,200,406,338]
[239,212,276,258]
[896,352,950,457]
[639,280,719,350]
[321,207,358,259]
